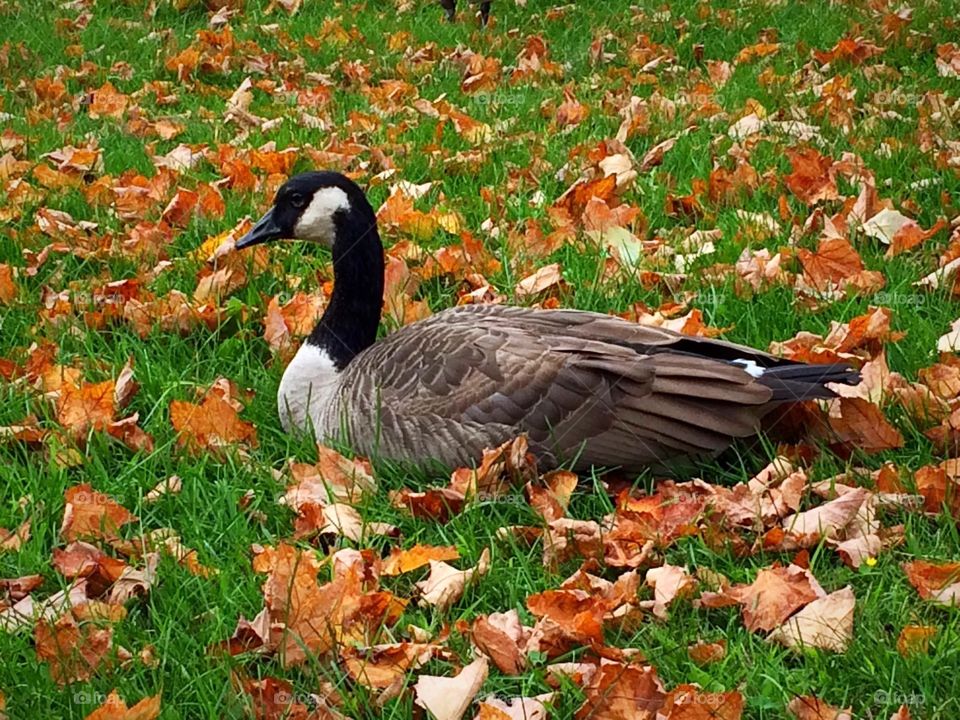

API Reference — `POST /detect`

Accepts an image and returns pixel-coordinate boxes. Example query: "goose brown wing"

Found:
[340,305,779,470]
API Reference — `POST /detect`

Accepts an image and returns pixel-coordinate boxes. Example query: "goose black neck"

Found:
[306,203,384,369]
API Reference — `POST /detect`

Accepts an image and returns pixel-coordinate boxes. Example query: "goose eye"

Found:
[289,193,307,209]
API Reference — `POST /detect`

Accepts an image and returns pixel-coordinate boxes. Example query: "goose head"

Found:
[235,171,386,370]
[235,171,376,250]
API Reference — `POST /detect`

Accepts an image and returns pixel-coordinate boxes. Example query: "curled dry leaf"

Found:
[514,263,564,299]
[780,487,870,546]
[902,559,960,606]
[646,564,696,619]
[768,585,855,653]
[340,642,438,689]
[413,656,489,720]
[471,609,530,675]
[416,548,491,611]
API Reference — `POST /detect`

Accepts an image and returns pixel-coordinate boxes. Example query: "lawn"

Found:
[1,0,960,718]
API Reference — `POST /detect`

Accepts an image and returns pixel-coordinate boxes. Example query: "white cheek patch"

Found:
[294,186,351,245]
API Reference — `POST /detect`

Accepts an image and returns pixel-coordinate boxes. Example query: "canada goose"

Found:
[438,0,492,24]
[235,171,859,473]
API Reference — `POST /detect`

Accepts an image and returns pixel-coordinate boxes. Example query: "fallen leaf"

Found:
[413,656,489,720]
[897,625,936,656]
[84,690,161,720]
[768,585,855,652]
[416,549,491,611]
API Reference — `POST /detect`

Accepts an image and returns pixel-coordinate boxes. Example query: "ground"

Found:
[1,0,960,718]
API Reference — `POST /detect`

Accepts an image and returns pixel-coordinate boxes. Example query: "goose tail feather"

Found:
[751,362,861,402]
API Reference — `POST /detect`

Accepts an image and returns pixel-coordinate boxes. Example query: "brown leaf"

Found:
[784,147,839,205]
[35,609,114,684]
[340,642,437,689]
[687,640,726,665]
[57,380,116,437]
[472,610,530,675]
[575,661,665,720]
[829,398,904,452]
[768,585,855,652]
[728,565,822,632]
[902,559,960,605]
[897,625,936,656]
[797,238,864,290]
[646,564,696,619]
[60,485,136,542]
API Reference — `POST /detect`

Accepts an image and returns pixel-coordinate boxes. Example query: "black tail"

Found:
[756,362,861,402]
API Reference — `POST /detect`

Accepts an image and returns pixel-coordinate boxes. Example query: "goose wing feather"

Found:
[335,304,779,471]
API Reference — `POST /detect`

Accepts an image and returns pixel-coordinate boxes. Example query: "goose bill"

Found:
[236,208,283,249]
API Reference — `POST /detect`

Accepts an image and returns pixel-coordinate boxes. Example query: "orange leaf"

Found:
[60,484,136,542]
[57,380,116,437]
[784,147,838,205]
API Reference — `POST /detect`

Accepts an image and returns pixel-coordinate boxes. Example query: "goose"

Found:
[438,0,492,24]
[234,171,859,473]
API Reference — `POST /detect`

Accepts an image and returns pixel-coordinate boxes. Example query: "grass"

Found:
[1,0,960,717]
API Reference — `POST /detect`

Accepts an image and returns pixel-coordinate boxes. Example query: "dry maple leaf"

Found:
[60,484,136,542]
[796,238,864,290]
[35,608,114,684]
[169,389,257,454]
[728,564,823,632]
[57,380,116,437]
[340,642,438,689]
[575,660,665,720]
[828,398,904,453]
[784,147,839,205]
[514,263,565,300]
[283,445,377,509]
[0,264,18,304]
[0,518,31,553]
[787,696,853,720]
[413,656,488,720]
[768,585,855,652]
[687,639,726,665]
[416,548,491,611]
[902,559,960,605]
[896,625,936,657]
[83,690,161,720]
